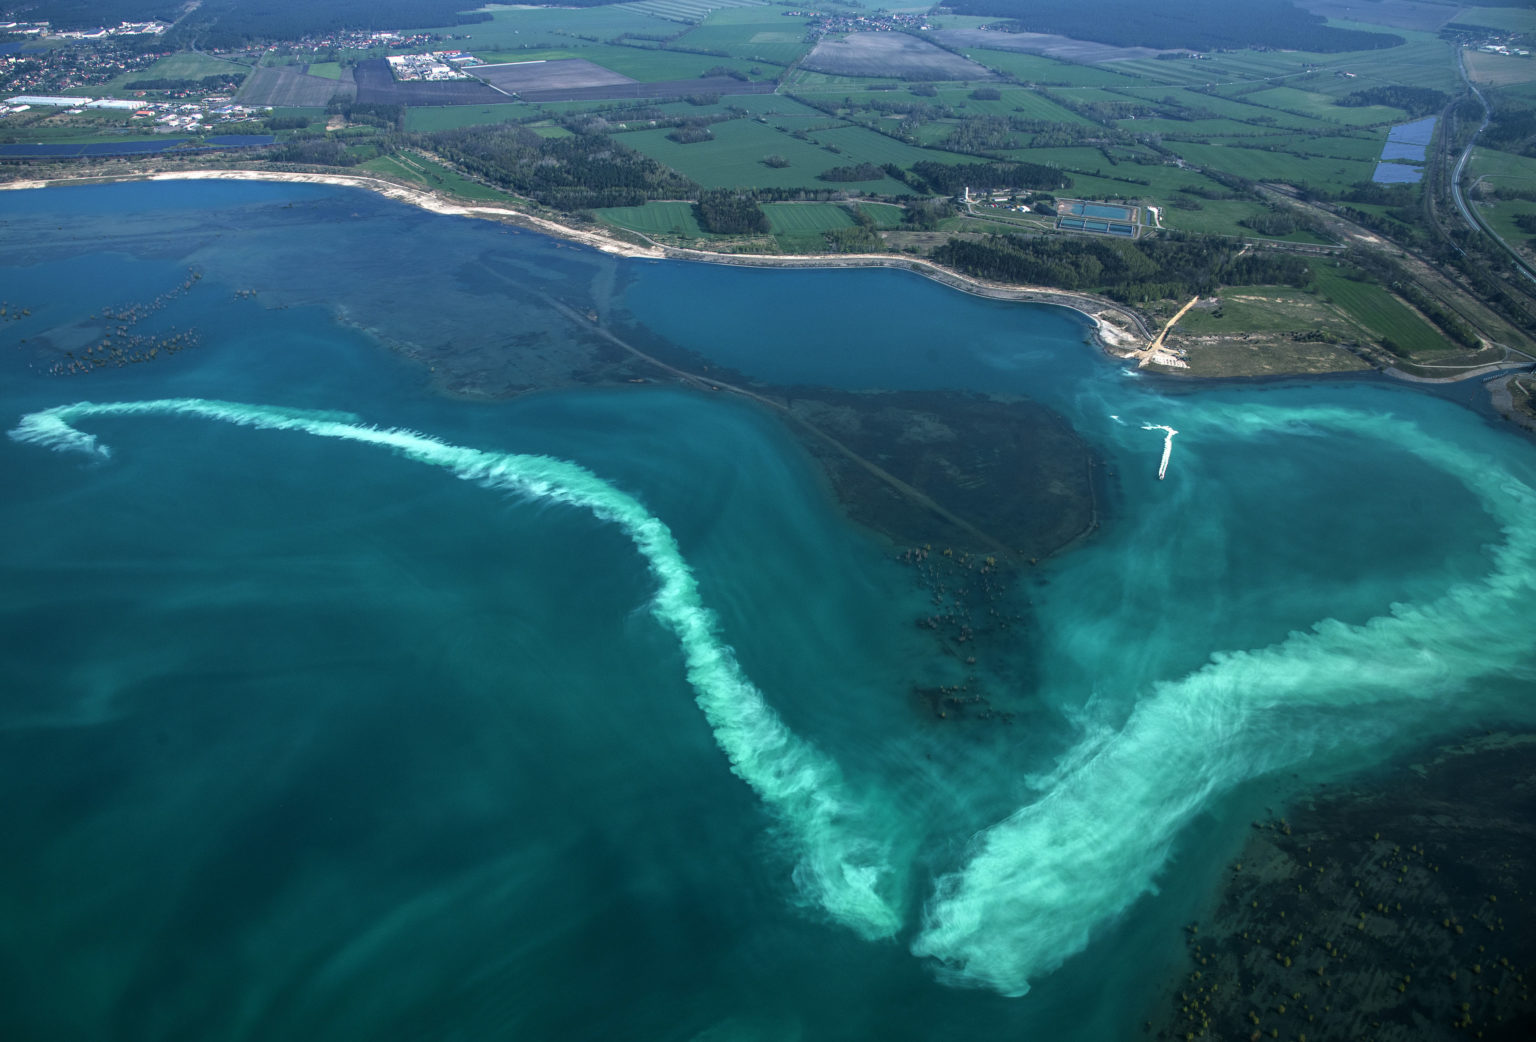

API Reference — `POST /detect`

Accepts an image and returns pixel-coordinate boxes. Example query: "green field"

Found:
[1469,146,1536,189]
[672,9,815,66]
[96,51,253,93]
[619,118,911,191]
[961,49,1145,88]
[424,7,682,51]
[763,202,855,235]
[806,123,965,170]
[305,62,343,81]
[1311,264,1449,354]
[1176,286,1356,338]
[1169,142,1375,192]
[858,201,905,228]
[1240,86,1404,126]
[594,200,706,238]
[358,153,512,203]
[1459,6,1536,33]
[403,104,531,132]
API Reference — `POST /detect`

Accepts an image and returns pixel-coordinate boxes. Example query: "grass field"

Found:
[403,104,531,132]
[1459,6,1536,33]
[961,49,1145,88]
[425,7,681,51]
[763,201,855,235]
[805,123,965,170]
[1240,86,1405,126]
[1469,147,1536,189]
[358,152,512,203]
[1168,142,1375,192]
[305,62,343,81]
[1311,263,1449,354]
[1464,51,1536,89]
[672,9,815,66]
[96,51,252,93]
[1176,287,1354,338]
[619,117,911,191]
[858,201,905,228]
[594,200,706,238]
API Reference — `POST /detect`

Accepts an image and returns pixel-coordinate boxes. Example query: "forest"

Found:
[910,160,1069,195]
[164,0,489,47]
[942,0,1403,53]
[932,232,1312,304]
[419,125,697,211]
[0,0,183,30]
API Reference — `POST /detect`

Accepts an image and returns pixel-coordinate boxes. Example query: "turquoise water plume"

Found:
[7,398,905,941]
[911,403,1536,996]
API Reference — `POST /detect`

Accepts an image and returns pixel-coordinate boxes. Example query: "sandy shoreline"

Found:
[0,167,1151,353]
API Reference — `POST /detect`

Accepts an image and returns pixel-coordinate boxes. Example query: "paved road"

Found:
[1450,48,1536,287]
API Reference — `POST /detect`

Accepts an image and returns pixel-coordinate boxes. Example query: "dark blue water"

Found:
[3,180,1535,1040]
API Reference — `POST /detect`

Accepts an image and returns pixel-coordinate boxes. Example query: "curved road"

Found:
[1451,48,1536,287]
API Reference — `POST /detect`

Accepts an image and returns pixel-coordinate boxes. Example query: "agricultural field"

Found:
[927,28,1172,64]
[1167,142,1376,193]
[422,7,682,52]
[402,104,532,133]
[957,48,1146,87]
[1310,263,1450,355]
[858,201,906,228]
[1468,146,1536,190]
[929,87,1091,124]
[802,34,997,81]
[620,0,770,25]
[1457,6,1536,33]
[617,117,911,192]
[1238,86,1407,126]
[306,63,343,81]
[804,124,966,170]
[593,200,707,239]
[240,65,353,107]
[762,201,855,235]
[671,8,816,66]
[1464,51,1536,89]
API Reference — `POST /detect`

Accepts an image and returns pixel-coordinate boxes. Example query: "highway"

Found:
[1450,48,1536,287]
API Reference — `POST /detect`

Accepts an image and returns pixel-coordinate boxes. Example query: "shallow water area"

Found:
[3,180,1536,1041]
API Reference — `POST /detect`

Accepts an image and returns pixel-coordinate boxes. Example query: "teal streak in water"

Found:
[8,398,905,941]
[912,403,1536,995]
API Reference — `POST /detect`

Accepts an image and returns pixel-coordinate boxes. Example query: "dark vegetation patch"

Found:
[419,124,697,209]
[785,389,1096,559]
[1338,86,1450,118]
[933,232,1310,303]
[166,0,490,49]
[908,160,1070,194]
[944,0,1403,53]
[695,190,768,234]
[818,163,884,183]
[3,0,184,31]
[1151,735,1536,1042]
